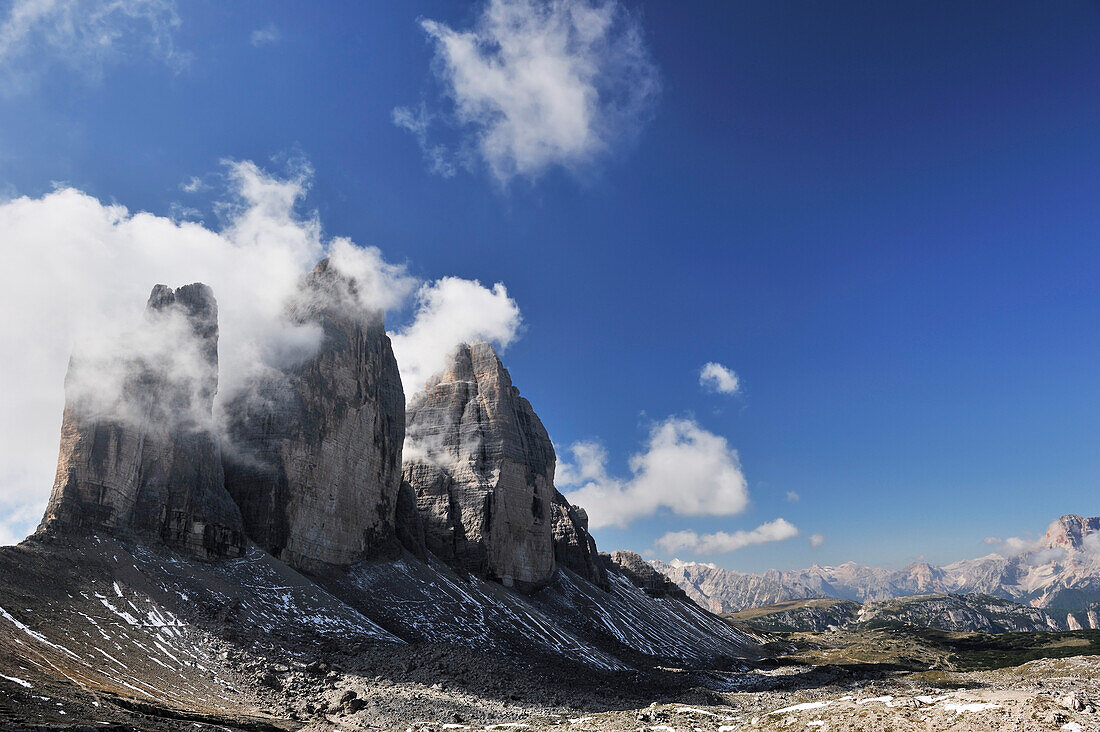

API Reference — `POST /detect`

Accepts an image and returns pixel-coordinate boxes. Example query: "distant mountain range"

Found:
[654,514,1100,630]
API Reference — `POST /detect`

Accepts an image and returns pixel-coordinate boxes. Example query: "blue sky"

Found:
[1,1,1099,572]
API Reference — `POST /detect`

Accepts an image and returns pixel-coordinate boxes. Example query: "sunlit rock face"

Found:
[38,283,246,559]
[222,260,405,571]
[402,342,558,591]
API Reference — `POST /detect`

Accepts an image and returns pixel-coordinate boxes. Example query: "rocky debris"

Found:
[37,283,245,559]
[550,492,608,590]
[223,259,405,571]
[608,550,691,600]
[402,342,557,591]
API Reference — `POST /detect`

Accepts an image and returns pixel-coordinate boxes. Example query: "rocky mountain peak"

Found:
[403,341,605,591]
[222,260,405,571]
[38,283,245,559]
[1041,515,1100,552]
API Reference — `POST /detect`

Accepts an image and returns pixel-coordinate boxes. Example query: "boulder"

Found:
[222,259,405,571]
[38,283,245,559]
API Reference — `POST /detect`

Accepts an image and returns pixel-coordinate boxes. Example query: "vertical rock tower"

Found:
[403,342,607,591]
[222,259,406,571]
[38,284,245,559]
[403,343,556,590]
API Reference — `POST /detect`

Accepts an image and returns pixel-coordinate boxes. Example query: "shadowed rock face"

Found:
[38,283,245,559]
[403,342,558,591]
[222,260,405,571]
[551,493,608,590]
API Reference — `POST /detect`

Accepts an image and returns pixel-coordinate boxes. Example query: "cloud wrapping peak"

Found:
[560,417,749,529]
[398,0,659,183]
[655,518,800,556]
[390,277,522,397]
[0,0,185,94]
[699,362,740,395]
[0,160,523,546]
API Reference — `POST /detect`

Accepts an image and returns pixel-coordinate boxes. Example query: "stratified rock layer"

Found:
[223,260,405,571]
[38,284,245,559]
[402,342,557,591]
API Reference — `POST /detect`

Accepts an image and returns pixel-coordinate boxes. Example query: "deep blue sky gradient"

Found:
[2,1,1099,571]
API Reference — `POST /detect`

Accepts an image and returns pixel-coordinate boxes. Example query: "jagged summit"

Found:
[1041,514,1100,552]
[38,282,245,559]
[402,341,558,591]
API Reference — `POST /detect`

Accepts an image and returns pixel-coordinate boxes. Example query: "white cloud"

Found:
[392,105,460,178]
[390,277,522,397]
[699,362,740,395]
[179,176,208,194]
[654,519,800,556]
[560,417,749,529]
[0,160,523,545]
[809,533,826,548]
[785,490,800,503]
[250,23,280,47]
[0,0,186,94]
[398,0,659,183]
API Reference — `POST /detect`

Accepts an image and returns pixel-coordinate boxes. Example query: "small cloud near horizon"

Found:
[654,518,799,556]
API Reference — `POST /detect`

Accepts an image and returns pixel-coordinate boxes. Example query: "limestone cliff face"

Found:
[223,260,405,571]
[402,342,557,591]
[38,284,245,559]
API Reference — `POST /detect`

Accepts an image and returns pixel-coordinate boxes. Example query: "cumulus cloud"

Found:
[699,362,740,395]
[785,490,800,503]
[0,0,186,94]
[654,519,800,556]
[249,23,280,47]
[809,533,826,548]
[0,160,523,545]
[559,417,749,529]
[390,277,523,397]
[397,0,659,183]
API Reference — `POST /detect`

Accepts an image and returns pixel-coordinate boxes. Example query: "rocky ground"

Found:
[5,613,1100,731]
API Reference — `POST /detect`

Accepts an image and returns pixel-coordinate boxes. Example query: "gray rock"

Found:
[37,283,245,559]
[223,259,405,571]
[402,342,556,591]
[606,551,689,600]
[551,493,608,589]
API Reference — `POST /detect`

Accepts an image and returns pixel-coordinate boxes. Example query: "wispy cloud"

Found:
[249,22,280,47]
[0,0,186,94]
[699,361,740,395]
[391,105,459,178]
[395,0,659,184]
[809,533,826,548]
[785,490,800,503]
[655,519,800,556]
[559,417,749,529]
